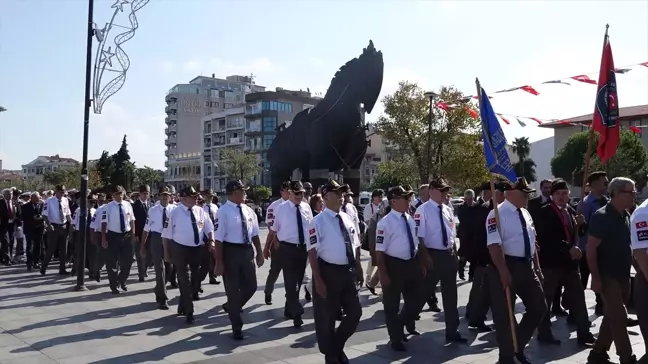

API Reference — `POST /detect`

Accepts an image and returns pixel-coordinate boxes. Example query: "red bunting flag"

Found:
[592,33,620,163]
[571,75,598,84]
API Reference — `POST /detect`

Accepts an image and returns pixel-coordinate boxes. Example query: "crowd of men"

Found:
[0,172,647,364]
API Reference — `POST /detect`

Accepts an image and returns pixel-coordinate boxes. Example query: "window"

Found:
[262,116,276,132]
[263,135,275,149]
[261,101,293,113]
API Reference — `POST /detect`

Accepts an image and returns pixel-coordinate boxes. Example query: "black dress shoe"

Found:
[595,304,604,316]
[468,323,493,332]
[515,352,532,364]
[58,269,68,275]
[40,267,46,276]
[169,282,178,289]
[428,301,441,312]
[111,288,120,294]
[192,293,200,301]
[265,293,272,305]
[537,336,561,345]
[365,284,377,295]
[27,266,32,272]
[304,287,311,302]
[284,311,294,320]
[186,313,195,324]
[405,324,420,336]
[628,318,639,327]
[138,276,145,282]
[120,283,128,291]
[177,308,186,316]
[552,308,568,317]
[445,332,468,343]
[209,278,220,285]
[198,286,204,294]
[232,330,244,341]
[339,350,350,364]
[577,333,595,347]
[158,302,169,310]
[293,316,303,328]
[390,341,406,351]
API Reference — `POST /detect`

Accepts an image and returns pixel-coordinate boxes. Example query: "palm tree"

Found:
[511,137,537,182]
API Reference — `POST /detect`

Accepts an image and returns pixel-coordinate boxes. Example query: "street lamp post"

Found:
[423,91,439,181]
[75,0,149,291]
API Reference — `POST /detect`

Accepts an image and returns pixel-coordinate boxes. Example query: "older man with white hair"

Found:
[0,188,17,265]
[457,189,476,280]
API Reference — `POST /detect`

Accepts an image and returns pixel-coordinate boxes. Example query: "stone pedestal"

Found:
[309,169,330,193]
[342,169,361,196]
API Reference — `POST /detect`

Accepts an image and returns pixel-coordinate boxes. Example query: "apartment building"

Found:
[361,124,389,187]
[164,74,265,190]
[21,155,79,179]
[201,106,246,191]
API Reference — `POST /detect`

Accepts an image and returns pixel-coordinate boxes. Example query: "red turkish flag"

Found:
[592,35,620,163]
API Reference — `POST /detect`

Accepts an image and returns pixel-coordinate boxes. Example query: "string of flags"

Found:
[457,59,648,101]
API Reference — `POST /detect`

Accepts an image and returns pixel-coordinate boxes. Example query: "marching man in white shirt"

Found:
[263,180,291,305]
[162,186,213,323]
[266,181,313,328]
[630,195,648,363]
[89,192,107,282]
[198,188,220,286]
[210,180,264,340]
[101,185,137,294]
[140,186,177,310]
[72,191,96,277]
[375,186,424,352]
[307,179,363,364]
[485,178,546,364]
[41,184,72,275]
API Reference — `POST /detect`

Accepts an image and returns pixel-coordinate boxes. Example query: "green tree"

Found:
[511,137,537,183]
[110,135,135,190]
[95,150,115,188]
[551,130,648,188]
[134,166,163,188]
[43,167,101,190]
[219,148,261,183]
[371,158,418,191]
[255,185,271,201]
[376,81,482,184]
[444,133,490,190]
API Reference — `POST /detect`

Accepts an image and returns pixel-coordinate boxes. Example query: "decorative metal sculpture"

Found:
[268,40,384,194]
[92,0,150,114]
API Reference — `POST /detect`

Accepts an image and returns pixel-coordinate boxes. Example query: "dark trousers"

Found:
[382,255,423,342]
[488,258,547,360]
[418,248,459,335]
[149,233,169,303]
[134,234,151,279]
[67,227,75,263]
[264,245,282,295]
[73,230,93,274]
[222,243,257,331]
[0,228,11,262]
[25,228,44,267]
[538,268,590,338]
[579,252,603,307]
[313,258,362,361]
[105,231,134,289]
[169,241,202,314]
[466,265,491,326]
[592,277,633,362]
[93,232,105,276]
[42,224,68,271]
[197,244,214,284]
[634,272,648,355]
[278,242,308,319]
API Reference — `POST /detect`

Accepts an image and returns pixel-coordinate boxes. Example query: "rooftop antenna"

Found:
[249,73,256,84]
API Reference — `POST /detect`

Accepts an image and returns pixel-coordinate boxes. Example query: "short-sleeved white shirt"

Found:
[265,198,287,228]
[415,200,455,249]
[307,208,361,265]
[271,200,313,245]
[72,207,96,231]
[145,203,177,234]
[214,200,260,244]
[101,200,135,233]
[376,209,418,260]
[485,199,536,258]
[161,203,214,247]
[630,199,648,252]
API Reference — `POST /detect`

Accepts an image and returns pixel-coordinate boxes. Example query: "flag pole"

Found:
[475,77,519,354]
[578,24,609,214]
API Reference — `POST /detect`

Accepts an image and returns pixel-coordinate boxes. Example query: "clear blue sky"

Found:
[1,0,647,170]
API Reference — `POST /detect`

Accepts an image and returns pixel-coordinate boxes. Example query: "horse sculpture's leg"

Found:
[342,169,361,195]
[309,169,330,193]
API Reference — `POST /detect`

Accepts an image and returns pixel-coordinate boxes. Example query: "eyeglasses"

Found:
[621,190,637,195]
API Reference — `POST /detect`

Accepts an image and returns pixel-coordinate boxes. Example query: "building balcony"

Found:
[228,137,243,145]
[227,122,245,130]
[165,135,177,145]
[165,149,171,156]
[165,114,177,125]
[166,123,177,133]
[165,95,178,103]
[165,103,177,114]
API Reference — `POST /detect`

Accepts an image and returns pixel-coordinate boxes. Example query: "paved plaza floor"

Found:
[0,228,645,364]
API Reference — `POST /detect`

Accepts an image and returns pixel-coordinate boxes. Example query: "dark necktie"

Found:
[402,214,416,259]
[118,203,126,232]
[162,208,167,230]
[86,208,92,225]
[296,204,305,244]
[335,214,356,270]
[438,205,448,247]
[517,208,532,261]
[57,199,64,223]
[207,205,214,223]
[342,204,347,213]
[188,207,200,245]
[238,205,250,244]
[7,201,13,219]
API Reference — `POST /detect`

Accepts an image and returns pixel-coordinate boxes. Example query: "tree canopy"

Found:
[551,130,648,188]
[219,148,260,183]
[43,166,101,190]
[110,135,135,190]
[133,166,163,188]
[511,137,537,183]
[371,158,419,191]
[375,81,488,189]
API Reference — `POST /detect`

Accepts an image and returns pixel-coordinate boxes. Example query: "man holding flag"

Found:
[478,82,547,364]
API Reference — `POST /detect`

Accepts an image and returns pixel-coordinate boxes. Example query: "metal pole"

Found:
[75,0,94,291]
[426,96,433,181]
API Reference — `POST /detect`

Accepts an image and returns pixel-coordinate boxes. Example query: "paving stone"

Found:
[0,228,645,364]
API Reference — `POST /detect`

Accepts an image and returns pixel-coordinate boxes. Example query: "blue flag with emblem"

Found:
[479,87,517,184]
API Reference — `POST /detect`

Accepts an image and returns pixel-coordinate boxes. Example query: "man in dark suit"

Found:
[0,188,18,265]
[528,179,553,217]
[535,179,594,347]
[21,192,45,271]
[133,184,152,282]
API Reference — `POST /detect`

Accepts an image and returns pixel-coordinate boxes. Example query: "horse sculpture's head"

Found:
[325,40,384,115]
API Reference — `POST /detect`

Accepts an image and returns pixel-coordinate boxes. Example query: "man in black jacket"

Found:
[21,192,45,271]
[0,188,18,265]
[133,185,152,282]
[535,179,594,347]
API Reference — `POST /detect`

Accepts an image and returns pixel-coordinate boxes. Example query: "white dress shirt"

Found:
[162,203,214,247]
[307,208,361,265]
[376,209,418,260]
[486,199,537,258]
[265,198,287,227]
[630,199,648,253]
[415,200,455,249]
[271,200,313,245]
[90,204,106,232]
[101,200,135,233]
[203,202,219,224]
[363,203,381,222]
[214,200,260,244]
[44,196,71,224]
[144,203,177,234]
[72,207,96,231]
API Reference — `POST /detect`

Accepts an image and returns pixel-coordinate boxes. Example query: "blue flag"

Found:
[480,88,517,184]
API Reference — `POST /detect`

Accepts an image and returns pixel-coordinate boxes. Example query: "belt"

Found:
[223,241,251,248]
[427,247,452,252]
[317,257,349,268]
[505,255,532,263]
[385,254,417,262]
[107,230,130,234]
[51,223,67,227]
[279,241,305,247]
